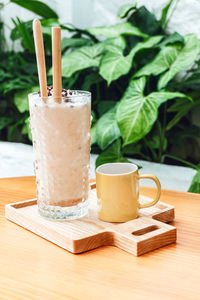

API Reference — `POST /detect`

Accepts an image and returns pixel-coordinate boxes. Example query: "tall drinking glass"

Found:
[28,90,91,220]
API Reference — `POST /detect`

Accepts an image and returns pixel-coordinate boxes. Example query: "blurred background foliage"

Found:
[1,0,200,192]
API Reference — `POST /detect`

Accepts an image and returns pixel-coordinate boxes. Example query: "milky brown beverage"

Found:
[28,90,91,219]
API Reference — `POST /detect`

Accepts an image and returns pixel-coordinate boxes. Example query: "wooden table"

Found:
[0,177,200,300]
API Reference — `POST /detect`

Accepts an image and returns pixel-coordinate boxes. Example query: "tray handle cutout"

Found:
[132,225,159,236]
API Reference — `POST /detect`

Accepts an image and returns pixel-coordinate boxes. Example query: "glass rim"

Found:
[28,90,91,99]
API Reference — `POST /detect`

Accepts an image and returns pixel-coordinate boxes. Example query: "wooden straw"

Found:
[52,27,62,103]
[33,19,48,102]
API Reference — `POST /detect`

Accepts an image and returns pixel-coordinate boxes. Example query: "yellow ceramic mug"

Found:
[96,163,161,222]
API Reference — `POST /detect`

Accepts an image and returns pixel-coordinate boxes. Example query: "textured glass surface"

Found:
[29,91,91,220]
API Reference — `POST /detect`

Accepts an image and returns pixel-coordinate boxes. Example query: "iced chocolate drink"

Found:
[29,89,91,219]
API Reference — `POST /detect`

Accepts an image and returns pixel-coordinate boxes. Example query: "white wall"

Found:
[1,0,200,50]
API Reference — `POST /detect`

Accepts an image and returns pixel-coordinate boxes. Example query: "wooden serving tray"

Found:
[5,184,176,256]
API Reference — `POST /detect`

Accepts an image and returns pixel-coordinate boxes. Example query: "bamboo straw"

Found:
[33,19,48,102]
[52,27,62,103]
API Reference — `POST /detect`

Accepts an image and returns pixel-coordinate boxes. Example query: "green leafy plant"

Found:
[1,0,200,192]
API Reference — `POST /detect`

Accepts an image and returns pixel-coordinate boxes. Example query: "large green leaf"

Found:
[134,46,179,78]
[128,6,162,36]
[60,43,104,78]
[158,34,200,89]
[87,22,148,38]
[91,125,97,145]
[96,106,121,150]
[117,4,136,19]
[95,139,129,168]
[160,32,184,46]
[99,45,133,85]
[134,34,200,89]
[10,0,58,19]
[102,36,126,50]
[188,170,200,193]
[148,91,192,106]
[130,35,163,55]
[117,77,190,146]
[61,37,92,52]
[14,86,39,113]
[100,36,163,84]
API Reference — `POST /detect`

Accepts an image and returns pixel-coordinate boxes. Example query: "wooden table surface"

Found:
[0,177,200,300]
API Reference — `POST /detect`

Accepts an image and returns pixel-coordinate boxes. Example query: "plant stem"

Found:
[158,103,167,162]
[164,0,180,29]
[163,154,198,170]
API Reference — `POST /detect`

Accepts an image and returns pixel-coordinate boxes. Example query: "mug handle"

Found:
[138,174,161,209]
